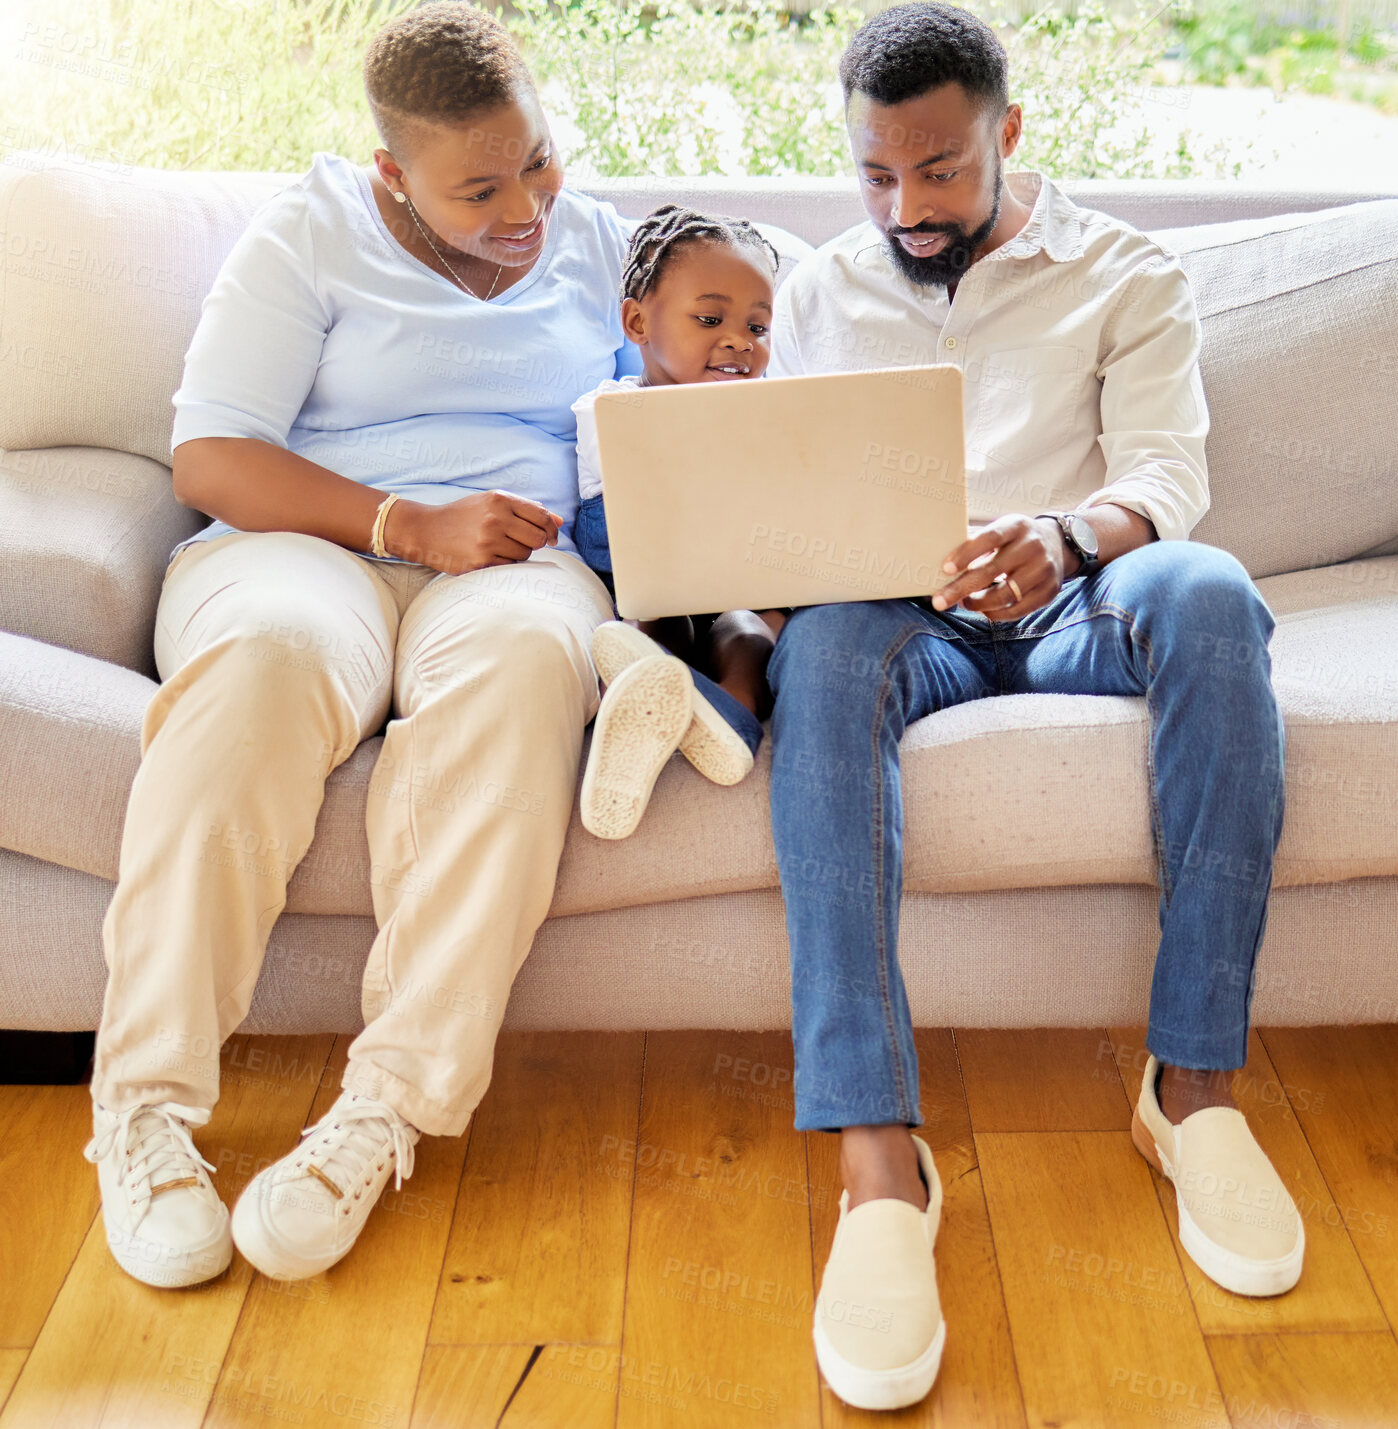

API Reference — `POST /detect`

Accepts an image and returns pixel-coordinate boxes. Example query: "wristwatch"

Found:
[1035,510,1101,579]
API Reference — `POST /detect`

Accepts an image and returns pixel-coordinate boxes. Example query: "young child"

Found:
[573,204,789,840]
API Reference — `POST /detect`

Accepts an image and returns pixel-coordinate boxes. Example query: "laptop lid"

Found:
[592,365,968,620]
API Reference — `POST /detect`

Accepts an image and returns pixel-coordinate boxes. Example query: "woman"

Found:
[81,1,640,1288]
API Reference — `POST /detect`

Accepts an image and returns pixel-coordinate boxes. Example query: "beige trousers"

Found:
[90,530,614,1137]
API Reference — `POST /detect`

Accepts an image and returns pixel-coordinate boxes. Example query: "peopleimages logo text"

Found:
[746,524,939,589]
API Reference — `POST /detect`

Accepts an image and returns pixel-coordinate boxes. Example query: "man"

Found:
[768,1,1300,1411]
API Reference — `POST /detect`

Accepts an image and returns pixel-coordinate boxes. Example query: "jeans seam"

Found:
[990,620,1010,693]
[1001,607,1122,640]
[870,622,926,1123]
[1093,601,1172,906]
[1018,598,1175,903]
[1052,603,1172,903]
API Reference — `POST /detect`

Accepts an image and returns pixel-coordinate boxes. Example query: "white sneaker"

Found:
[592,621,755,785]
[83,1099,232,1288]
[230,1091,420,1280]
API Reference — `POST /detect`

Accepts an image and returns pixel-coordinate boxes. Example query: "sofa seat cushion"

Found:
[3,554,1393,915]
[0,447,206,678]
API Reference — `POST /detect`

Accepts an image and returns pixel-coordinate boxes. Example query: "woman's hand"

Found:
[388,490,563,574]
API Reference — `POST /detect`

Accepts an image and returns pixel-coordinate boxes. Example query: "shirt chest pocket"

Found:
[965,343,1086,471]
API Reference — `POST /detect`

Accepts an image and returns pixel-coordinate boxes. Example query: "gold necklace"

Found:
[404,197,502,302]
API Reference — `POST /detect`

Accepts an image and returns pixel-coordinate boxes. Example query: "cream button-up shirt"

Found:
[769,169,1210,542]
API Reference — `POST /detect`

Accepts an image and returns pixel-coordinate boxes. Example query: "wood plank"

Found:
[956,1029,1133,1132]
[429,1031,644,1346]
[1110,1028,1387,1334]
[17,1026,1398,1425]
[205,1034,466,1429]
[0,1352,27,1416]
[1207,1332,1398,1427]
[413,1344,620,1428]
[1260,1025,1398,1330]
[979,1129,1229,1429]
[617,1030,819,1429]
[0,1085,100,1347]
[0,1034,333,1429]
[809,1028,1027,1428]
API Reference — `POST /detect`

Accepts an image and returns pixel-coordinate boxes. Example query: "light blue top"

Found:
[169,151,643,566]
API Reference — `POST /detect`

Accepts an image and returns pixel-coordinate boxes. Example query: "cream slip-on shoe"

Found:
[1132,1053,1304,1296]
[580,653,692,840]
[813,1133,946,1411]
[591,620,754,786]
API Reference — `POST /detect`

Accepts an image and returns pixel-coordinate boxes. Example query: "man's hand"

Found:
[388,489,563,574]
[931,514,1076,621]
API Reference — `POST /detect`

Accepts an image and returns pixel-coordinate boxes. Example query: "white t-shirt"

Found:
[570,375,645,501]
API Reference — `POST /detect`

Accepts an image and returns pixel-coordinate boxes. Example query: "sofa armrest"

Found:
[0,630,154,880]
[0,447,207,678]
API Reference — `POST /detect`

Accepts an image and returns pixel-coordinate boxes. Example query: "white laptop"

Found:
[592,365,968,620]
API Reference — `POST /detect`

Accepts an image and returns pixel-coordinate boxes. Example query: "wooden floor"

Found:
[3,1026,1398,1428]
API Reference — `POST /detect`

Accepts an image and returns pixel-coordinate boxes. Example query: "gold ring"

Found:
[1005,575,1023,604]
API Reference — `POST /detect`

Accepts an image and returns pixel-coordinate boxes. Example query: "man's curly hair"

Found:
[364,2,535,157]
[839,2,1008,123]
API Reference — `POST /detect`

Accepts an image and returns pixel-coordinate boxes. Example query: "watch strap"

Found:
[1035,511,1099,579]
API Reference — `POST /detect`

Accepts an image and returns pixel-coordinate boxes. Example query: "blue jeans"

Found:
[573,493,764,755]
[573,493,614,579]
[766,541,1287,1132]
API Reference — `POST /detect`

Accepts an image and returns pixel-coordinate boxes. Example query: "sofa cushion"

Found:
[0,446,205,677]
[0,158,813,470]
[1146,201,1398,581]
[0,160,292,467]
[4,554,1394,914]
[9,855,1397,1034]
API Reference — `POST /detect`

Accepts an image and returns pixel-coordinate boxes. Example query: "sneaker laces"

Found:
[295,1095,417,1197]
[83,1105,217,1212]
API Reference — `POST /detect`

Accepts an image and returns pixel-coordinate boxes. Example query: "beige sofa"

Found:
[2,157,1397,1041]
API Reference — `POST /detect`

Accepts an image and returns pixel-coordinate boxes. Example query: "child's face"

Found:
[622,242,773,386]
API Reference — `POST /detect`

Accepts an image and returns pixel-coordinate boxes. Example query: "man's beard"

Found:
[884,161,1004,289]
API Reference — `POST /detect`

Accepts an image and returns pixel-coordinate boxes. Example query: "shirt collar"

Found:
[992,169,1086,264]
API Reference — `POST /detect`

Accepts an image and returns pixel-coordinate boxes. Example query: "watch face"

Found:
[1068,514,1099,558]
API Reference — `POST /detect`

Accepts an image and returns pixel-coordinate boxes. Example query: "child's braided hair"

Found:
[620,203,780,304]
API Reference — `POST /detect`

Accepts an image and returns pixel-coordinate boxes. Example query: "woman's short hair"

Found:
[839,1,1008,124]
[621,204,779,304]
[364,1,534,157]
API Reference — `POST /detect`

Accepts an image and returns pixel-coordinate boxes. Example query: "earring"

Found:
[393,190,407,204]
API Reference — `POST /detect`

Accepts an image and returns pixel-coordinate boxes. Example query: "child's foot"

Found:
[592,622,754,786]
[581,654,693,839]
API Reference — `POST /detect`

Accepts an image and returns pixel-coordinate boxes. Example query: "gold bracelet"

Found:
[370,492,401,558]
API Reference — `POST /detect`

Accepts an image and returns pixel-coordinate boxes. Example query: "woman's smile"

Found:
[490,210,547,253]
